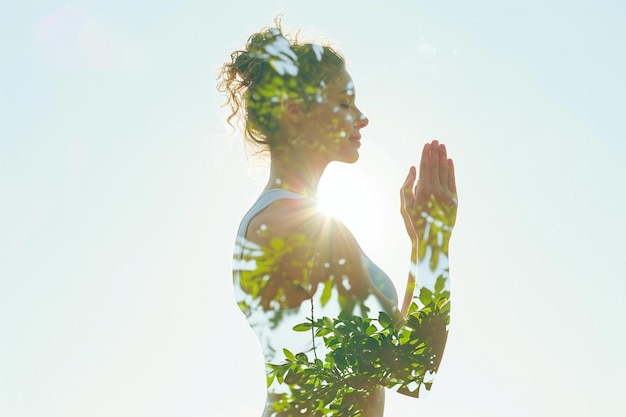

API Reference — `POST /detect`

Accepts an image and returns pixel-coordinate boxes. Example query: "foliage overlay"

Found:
[267,276,450,417]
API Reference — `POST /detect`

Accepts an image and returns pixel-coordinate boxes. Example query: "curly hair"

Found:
[217,20,345,153]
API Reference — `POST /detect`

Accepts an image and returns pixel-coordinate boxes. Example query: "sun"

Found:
[317,164,361,219]
[316,163,390,248]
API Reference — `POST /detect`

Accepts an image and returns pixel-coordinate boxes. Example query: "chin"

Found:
[328,147,359,164]
[340,153,360,164]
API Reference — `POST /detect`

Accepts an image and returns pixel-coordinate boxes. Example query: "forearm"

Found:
[401,236,451,316]
[400,242,418,316]
[386,235,451,396]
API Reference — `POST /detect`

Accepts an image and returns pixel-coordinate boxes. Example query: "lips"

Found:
[349,135,361,147]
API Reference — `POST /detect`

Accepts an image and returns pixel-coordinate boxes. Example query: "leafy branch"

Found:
[266,275,450,417]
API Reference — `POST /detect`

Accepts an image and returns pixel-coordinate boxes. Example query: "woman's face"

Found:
[299,69,369,164]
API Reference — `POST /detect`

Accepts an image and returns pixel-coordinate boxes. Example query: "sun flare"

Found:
[317,163,389,248]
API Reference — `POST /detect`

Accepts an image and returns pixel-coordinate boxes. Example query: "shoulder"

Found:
[245,197,370,295]
[247,198,339,236]
[247,197,358,251]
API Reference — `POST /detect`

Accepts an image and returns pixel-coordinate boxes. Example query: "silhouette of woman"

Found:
[219,21,458,417]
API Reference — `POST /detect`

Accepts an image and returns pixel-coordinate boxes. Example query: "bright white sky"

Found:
[2,1,625,416]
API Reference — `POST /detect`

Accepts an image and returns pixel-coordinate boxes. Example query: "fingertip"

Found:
[448,159,457,191]
[403,166,416,186]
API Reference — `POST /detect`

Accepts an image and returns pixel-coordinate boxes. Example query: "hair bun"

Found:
[247,29,281,50]
[234,52,264,85]
[232,29,282,85]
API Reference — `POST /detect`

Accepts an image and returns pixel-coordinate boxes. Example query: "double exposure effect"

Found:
[222,22,458,417]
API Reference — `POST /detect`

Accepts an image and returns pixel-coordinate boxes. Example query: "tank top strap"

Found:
[236,189,311,238]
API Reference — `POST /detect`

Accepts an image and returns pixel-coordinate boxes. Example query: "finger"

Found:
[407,166,416,186]
[448,158,457,194]
[401,166,416,201]
[401,166,416,198]
[419,143,430,183]
[430,140,440,187]
[402,166,416,191]
[439,143,449,189]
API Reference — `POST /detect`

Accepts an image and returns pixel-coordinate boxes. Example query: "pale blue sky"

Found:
[2,1,625,416]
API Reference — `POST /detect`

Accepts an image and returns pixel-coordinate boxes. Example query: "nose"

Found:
[355,110,369,129]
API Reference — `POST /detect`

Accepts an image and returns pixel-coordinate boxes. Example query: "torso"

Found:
[234,190,397,417]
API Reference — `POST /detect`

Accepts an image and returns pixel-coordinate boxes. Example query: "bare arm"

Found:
[400,140,457,311]
[391,139,457,396]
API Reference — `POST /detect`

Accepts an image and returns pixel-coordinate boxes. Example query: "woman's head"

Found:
[218,22,346,153]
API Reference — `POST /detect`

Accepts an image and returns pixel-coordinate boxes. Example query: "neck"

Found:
[264,149,329,198]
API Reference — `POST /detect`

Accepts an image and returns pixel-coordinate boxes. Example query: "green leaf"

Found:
[266,370,275,387]
[315,327,332,337]
[283,348,295,361]
[320,276,334,306]
[293,322,312,332]
[435,276,445,294]
[366,324,377,335]
[406,315,421,330]
[419,287,434,306]
[378,311,393,329]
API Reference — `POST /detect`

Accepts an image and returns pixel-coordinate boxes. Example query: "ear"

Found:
[282,98,304,124]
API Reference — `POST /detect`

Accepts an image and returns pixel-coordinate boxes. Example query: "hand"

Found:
[401,140,458,244]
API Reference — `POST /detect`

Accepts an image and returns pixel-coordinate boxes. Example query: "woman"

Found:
[219,23,458,417]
